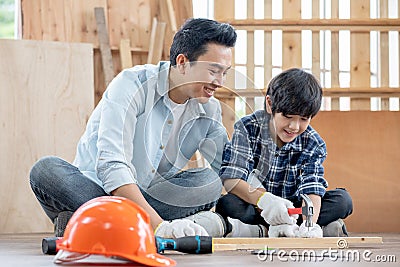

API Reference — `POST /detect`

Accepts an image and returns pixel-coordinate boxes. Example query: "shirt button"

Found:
[160,145,165,149]
[167,120,172,124]
[151,169,155,173]
[275,152,279,157]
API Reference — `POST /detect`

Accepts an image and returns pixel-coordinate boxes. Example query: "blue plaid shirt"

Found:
[219,110,328,202]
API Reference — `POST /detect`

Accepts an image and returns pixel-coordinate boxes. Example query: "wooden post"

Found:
[380,0,390,111]
[94,7,115,87]
[147,17,167,64]
[246,0,255,115]
[214,0,236,136]
[282,0,302,69]
[350,1,370,110]
[330,0,340,110]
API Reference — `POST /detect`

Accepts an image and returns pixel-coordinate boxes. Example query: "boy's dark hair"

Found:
[266,68,322,118]
[169,18,237,66]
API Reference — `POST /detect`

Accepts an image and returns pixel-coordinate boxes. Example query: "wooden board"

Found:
[0,39,94,234]
[213,237,383,251]
[312,111,400,232]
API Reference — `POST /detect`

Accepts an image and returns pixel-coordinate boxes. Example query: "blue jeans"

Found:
[29,156,221,222]
[216,188,353,227]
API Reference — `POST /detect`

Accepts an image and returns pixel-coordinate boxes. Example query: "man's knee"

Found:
[30,156,63,185]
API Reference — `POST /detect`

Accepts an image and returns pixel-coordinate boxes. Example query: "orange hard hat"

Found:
[56,196,175,267]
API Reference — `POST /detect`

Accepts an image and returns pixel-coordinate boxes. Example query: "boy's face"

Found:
[266,96,311,147]
[269,113,311,147]
[177,43,232,104]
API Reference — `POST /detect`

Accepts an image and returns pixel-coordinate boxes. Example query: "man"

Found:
[30,18,236,238]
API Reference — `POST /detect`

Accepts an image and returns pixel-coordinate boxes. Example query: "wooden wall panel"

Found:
[312,111,400,232]
[0,39,94,233]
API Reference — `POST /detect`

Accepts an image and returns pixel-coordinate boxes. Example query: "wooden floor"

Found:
[0,233,398,266]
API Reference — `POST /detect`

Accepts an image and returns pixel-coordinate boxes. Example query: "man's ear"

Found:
[176,54,188,74]
[265,95,273,114]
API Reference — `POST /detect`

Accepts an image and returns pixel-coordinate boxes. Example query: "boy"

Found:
[216,68,353,237]
[30,18,236,238]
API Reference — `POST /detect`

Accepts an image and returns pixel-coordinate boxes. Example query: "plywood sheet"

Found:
[311,111,400,232]
[0,39,94,233]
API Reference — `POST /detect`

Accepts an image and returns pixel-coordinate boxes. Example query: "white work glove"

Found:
[257,192,298,225]
[154,219,209,238]
[268,224,300,238]
[296,221,323,238]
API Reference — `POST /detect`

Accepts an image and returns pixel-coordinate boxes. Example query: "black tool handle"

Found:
[42,237,60,255]
[175,236,212,254]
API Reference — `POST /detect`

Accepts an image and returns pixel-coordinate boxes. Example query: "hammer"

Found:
[287,193,314,230]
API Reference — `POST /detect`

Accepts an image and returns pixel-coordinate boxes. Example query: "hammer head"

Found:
[300,194,314,228]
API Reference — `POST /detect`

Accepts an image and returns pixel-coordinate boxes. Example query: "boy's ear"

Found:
[265,95,273,114]
[176,54,188,74]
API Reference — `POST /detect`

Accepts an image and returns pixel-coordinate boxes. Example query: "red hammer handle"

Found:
[288,207,302,215]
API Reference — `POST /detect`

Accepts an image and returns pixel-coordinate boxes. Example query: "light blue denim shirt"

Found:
[73,61,228,194]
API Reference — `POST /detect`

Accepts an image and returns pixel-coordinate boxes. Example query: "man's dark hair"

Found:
[266,68,322,118]
[169,18,237,66]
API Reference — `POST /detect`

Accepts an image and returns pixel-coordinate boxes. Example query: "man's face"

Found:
[181,43,232,103]
[269,113,311,148]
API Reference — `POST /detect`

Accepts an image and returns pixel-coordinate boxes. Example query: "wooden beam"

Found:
[223,18,400,32]
[215,87,400,99]
[212,237,383,251]
[94,7,115,87]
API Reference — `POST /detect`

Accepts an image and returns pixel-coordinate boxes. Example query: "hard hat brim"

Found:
[54,249,176,266]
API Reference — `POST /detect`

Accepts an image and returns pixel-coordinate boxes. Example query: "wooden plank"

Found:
[213,237,383,250]
[380,0,389,110]
[350,1,371,110]
[264,0,272,83]
[21,0,44,39]
[64,0,107,46]
[0,39,94,233]
[107,0,152,50]
[311,0,320,81]
[246,0,255,115]
[214,0,235,136]
[147,17,167,64]
[282,0,302,69]
[94,7,115,87]
[330,0,340,110]
[214,0,234,21]
[119,38,133,69]
[172,0,193,26]
[166,0,178,32]
[225,18,400,31]
[312,111,400,232]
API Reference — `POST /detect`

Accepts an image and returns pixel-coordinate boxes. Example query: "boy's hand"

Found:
[296,221,323,238]
[257,192,298,225]
[268,224,299,237]
[154,219,209,238]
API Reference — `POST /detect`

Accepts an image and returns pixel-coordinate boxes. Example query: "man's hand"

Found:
[154,219,209,238]
[257,192,298,225]
[296,221,323,238]
[268,224,299,237]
